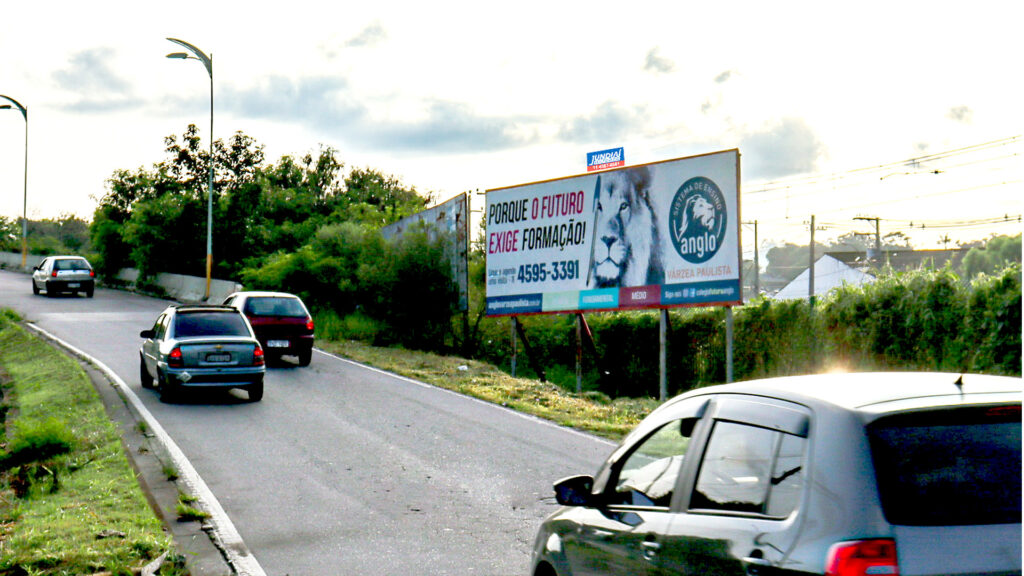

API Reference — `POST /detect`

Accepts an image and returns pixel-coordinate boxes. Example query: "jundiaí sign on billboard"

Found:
[586,147,625,172]
[485,149,741,316]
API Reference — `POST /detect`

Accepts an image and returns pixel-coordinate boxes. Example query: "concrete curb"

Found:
[25,323,266,576]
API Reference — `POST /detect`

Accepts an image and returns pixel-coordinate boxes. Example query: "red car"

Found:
[222,291,315,366]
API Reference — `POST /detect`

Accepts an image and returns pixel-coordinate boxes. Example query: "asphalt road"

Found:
[0,269,616,575]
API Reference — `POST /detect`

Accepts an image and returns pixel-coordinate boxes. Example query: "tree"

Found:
[765,242,827,283]
[342,167,431,227]
[963,234,1023,278]
[0,217,18,252]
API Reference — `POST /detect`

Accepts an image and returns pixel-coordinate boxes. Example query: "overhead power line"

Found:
[744,135,1022,196]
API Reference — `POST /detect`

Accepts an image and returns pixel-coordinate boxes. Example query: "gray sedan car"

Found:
[31,255,95,297]
[139,305,266,402]
[532,372,1021,576]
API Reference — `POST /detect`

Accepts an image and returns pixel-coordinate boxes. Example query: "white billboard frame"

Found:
[484,149,742,317]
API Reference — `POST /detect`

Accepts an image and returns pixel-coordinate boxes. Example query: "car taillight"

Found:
[168,347,184,368]
[826,539,898,576]
[51,270,57,278]
[253,346,265,366]
[305,317,314,332]
[89,270,95,277]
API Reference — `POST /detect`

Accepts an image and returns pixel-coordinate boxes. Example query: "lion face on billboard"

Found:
[587,167,664,288]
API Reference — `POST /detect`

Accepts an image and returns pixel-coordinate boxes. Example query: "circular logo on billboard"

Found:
[669,177,727,264]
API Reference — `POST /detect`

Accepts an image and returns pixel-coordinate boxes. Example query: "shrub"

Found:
[0,418,76,470]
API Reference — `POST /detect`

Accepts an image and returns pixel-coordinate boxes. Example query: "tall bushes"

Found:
[241,222,456,352]
[472,265,1021,399]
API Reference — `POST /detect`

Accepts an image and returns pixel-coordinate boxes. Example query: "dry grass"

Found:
[318,339,657,440]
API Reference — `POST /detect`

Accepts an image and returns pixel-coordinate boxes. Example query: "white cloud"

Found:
[0,0,1019,248]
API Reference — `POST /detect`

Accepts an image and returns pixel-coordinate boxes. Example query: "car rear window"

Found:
[243,297,306,317]
[868,404,1021,526]
[54,259,89,271]
[174,311,251,338]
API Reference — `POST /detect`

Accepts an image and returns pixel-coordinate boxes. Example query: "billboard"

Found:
[380,193,470,312]
[485,149,741,316]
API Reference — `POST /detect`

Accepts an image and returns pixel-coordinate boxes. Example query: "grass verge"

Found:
[0,314,180,575]
[318,339,659,440]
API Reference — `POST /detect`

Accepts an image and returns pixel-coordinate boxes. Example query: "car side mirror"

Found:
[139,329,155,339]
[553,475,596,507]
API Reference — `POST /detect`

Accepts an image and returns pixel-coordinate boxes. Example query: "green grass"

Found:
[175,493,209,522]
[0,317,179,575]
[318,339,658,440]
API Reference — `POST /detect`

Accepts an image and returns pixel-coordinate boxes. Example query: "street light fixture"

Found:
[165,37,214,300]
[0,95,28,270]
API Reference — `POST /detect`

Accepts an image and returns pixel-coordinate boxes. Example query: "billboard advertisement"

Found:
[587,147,625,172]
[381,193,469,312]
[485,149,741,316]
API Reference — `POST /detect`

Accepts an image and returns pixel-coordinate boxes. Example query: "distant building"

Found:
[827,248,970,272]
[774,254,874,300]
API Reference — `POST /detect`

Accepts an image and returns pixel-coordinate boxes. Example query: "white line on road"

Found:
[25,323,267,576]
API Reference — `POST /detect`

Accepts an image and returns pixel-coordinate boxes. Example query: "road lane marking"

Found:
[25,323,267,576]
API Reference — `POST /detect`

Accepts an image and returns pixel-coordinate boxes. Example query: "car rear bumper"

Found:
[259,335,314,355]
[163,366,264,387]
[45,279,94,292]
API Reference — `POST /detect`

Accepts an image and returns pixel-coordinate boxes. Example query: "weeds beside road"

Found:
[0,312,183,575]
[0,308,652,574]
[318,339,657,440]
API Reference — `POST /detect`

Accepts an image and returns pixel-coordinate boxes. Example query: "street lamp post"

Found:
[166,38,214,300]
[0,95,28,269]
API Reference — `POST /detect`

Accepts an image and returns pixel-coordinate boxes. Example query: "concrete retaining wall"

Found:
[0,251,45,270]
[1,252,242,304]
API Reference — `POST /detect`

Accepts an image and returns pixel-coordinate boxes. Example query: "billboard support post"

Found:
[726,306,734,383]
[659,309,668,401]
[575,314,583,394]
[510,317,518,378]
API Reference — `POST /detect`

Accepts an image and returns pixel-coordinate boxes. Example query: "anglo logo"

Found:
[668,177,727,264]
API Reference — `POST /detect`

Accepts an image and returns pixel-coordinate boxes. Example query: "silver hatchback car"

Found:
[532,372,1021,576]
[139,305,266,402]
[32,255,95,297]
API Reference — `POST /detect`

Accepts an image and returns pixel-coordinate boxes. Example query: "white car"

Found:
[32,255,95,297]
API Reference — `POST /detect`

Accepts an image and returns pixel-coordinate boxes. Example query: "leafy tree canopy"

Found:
[89,125,428,281]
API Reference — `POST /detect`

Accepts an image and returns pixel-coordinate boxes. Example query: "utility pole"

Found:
[854,216,881,261]
[743,220,760,298]
[809,215,815,304]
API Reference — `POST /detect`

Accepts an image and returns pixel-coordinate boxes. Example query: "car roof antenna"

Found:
[954,374,965,397]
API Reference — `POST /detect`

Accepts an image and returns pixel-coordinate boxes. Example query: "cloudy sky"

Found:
[1,0,1020,252]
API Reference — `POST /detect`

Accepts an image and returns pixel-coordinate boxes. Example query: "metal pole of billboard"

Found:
[659,309,668,401]
[510,317,518,378]
[575,314,583,394]
[725,307,734,383]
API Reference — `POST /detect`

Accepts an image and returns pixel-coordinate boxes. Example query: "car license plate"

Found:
[206,353,231,362]
[268,340,289,348]
[67,283,79,288]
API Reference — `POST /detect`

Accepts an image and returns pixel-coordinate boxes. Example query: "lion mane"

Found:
[587,167,664,288]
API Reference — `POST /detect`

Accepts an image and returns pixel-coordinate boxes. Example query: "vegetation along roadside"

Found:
[0,310,184,576]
